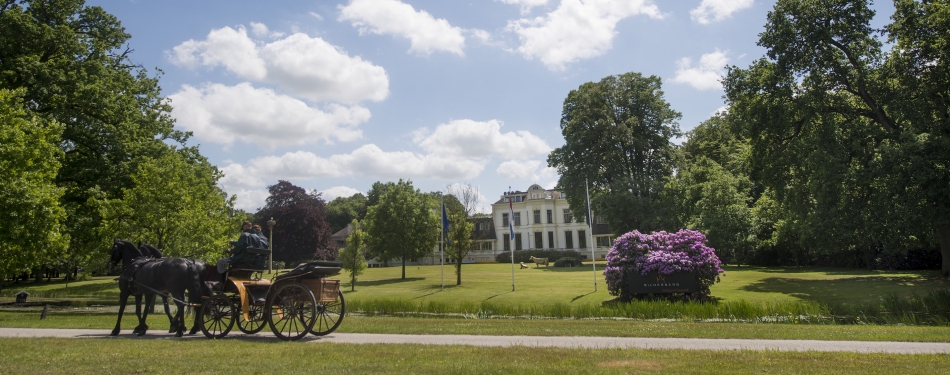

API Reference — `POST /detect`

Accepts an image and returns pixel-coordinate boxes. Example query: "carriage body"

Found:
[199,248,346,341]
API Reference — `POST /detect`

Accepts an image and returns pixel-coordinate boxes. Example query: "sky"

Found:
[86,0,896,213]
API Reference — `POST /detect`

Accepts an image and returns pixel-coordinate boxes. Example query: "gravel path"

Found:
[1,328,948,354]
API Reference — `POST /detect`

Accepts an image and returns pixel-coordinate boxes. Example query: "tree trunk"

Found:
[34,268,42,283]
[351,273,356,292]
[401,258,406,279]
[456,261,462,286]
[935,219,950,277]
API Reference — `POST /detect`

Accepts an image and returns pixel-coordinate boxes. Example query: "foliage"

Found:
[604,230,723,300]
[255,181,334,262]
[494,249,583,264]
[0,89,67,278]
[96,150,234,261]
[723,0,950,273]
[548,72,681,235]
[339,219,368,291]
[0,0,189,270]
[325,193,367,234]
[446,183,482,216]
[363,179,439,279]
[553,257,583,267]
[445,211,473,285]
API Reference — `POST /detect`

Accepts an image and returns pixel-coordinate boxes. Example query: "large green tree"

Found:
[255,181,334,263]
[0,89,67,284]
[444,211,473,285]
[363,179,439,279]
[0,0,188,268]
[723,0,950,271]
[97,150,235,261]
[548,72,682,234]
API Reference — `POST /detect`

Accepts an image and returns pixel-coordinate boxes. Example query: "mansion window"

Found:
[533,210,541,224]
[548,231,555,249]
[515,233,523,250]
[595,215,607,224]
[596,236,613,247]
[504,236,510,251]
[563,209,574,223]
[546,210,553,224]
[534,232,543,249]
[578,230,587,249]
[502,213,509,226]
[513,213,521,226]
[564,231,574,249]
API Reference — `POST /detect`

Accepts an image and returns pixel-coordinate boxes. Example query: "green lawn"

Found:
[1,337,948,375]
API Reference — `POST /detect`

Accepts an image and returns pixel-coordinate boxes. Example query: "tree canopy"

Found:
[548,72,681,235]
[363,179,439,279]
[255,180,334,263]
[339,219,367,292]
[325,193,367,234]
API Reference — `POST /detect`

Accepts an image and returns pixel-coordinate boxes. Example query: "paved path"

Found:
[1,328,947,354]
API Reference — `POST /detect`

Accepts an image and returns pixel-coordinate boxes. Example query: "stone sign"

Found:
[627,271,697,294]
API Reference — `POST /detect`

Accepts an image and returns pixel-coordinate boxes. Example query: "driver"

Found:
[215,221,256,287]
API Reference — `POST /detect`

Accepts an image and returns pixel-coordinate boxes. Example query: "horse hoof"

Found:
[188,329,199,335]
[110,330,120,336]
[168,327,176,333]
[137,330,147,336]
[175,331,183,338]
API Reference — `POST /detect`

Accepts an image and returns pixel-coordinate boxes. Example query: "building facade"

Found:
[491,184,614,260]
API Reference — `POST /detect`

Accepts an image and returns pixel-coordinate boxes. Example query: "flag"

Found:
[508,191,515,240]
[442,201,450,245]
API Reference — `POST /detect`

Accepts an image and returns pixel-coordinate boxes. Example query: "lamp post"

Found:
[267,217,276,274]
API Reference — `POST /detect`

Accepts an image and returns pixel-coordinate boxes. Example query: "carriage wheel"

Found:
[266,282,317,341]
[310,290,345,336]
[237,303,267,334]
[199,295,236,339]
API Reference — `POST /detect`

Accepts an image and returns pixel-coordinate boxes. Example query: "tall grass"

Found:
[348,289,950,325]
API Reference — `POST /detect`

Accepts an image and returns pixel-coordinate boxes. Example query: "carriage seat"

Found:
[229,247,271,271]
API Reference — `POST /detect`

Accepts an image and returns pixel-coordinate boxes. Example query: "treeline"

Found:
[0,1,243,286]
[551,0,950,273]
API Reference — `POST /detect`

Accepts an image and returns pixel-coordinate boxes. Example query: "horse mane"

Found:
[139,244,164,258]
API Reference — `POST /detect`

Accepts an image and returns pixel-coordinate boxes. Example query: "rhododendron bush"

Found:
[603,229,724,300]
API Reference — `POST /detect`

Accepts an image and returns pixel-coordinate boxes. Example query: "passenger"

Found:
[252,224,268,249]
[216,221,255,287]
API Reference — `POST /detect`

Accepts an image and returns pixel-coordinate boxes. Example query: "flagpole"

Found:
[509,187,515,292]
[586,179,597,292]
[439,194,445,290]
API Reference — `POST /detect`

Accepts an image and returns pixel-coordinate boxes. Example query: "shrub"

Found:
[495,249,582,264]
[554,257,583,267]
[603,229,723,300]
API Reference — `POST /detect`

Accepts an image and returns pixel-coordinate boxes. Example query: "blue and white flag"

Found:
[508,191,515,240]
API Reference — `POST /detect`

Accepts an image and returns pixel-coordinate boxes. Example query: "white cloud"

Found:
[672,49,728,91]
[168,25,389,103]
[320,186,363,201]
[497,0,550,14]
[507,0,663,71]
[249,22,285,39]
[690,0,754,24]
[309,12,324,21]
[169,83,369,149]
[219,163,265,190]
[230,188,271,212]
[496,160,557,181]
[338,0,466,56]
[414,119,551,158]
[168,26,266,79]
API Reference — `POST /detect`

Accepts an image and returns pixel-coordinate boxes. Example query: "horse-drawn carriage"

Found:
[200,247,346,340]
[109,240,345,341]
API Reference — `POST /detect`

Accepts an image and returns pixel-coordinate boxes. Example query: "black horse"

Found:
[109,240,209,336]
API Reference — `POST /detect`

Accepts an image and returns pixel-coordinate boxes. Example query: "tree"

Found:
[97,150,235,261]
[548,72,682,235]
[0,89,67,285]
[255,181,334,262]
[363,179,439,279]
[444,211,473,285]
[325,193,367,234]
[723,0,950,272]
[1,1,189,269]
[339,219,368,291]
[447,183,482,216]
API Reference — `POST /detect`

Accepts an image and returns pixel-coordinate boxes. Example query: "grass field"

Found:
[1,338,948,375]
[2,263,948,324]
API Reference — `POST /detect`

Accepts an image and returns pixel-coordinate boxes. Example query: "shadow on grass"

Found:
[354,277,424,287]
[740,276,950,305]
[482,291,511,302]
[537,265,605,273]
[571,291,594,302]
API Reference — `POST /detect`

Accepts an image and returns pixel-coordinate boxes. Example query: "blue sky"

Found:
[87,0,895,213]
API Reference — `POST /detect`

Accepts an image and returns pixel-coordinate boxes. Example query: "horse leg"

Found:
[189,305,201,335]
[138,293,154,336]
[172,293,187,337]
[111,291,130,336]
[134,294,150,336]
[131,294,143,334]
[164,295,177,333]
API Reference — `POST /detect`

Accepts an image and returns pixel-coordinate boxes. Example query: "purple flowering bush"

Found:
[603,229,724,300]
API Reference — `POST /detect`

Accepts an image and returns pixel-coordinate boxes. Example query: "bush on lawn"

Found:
[603,229,723,300]
[495,249,582,264]
[554,257,583,267]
